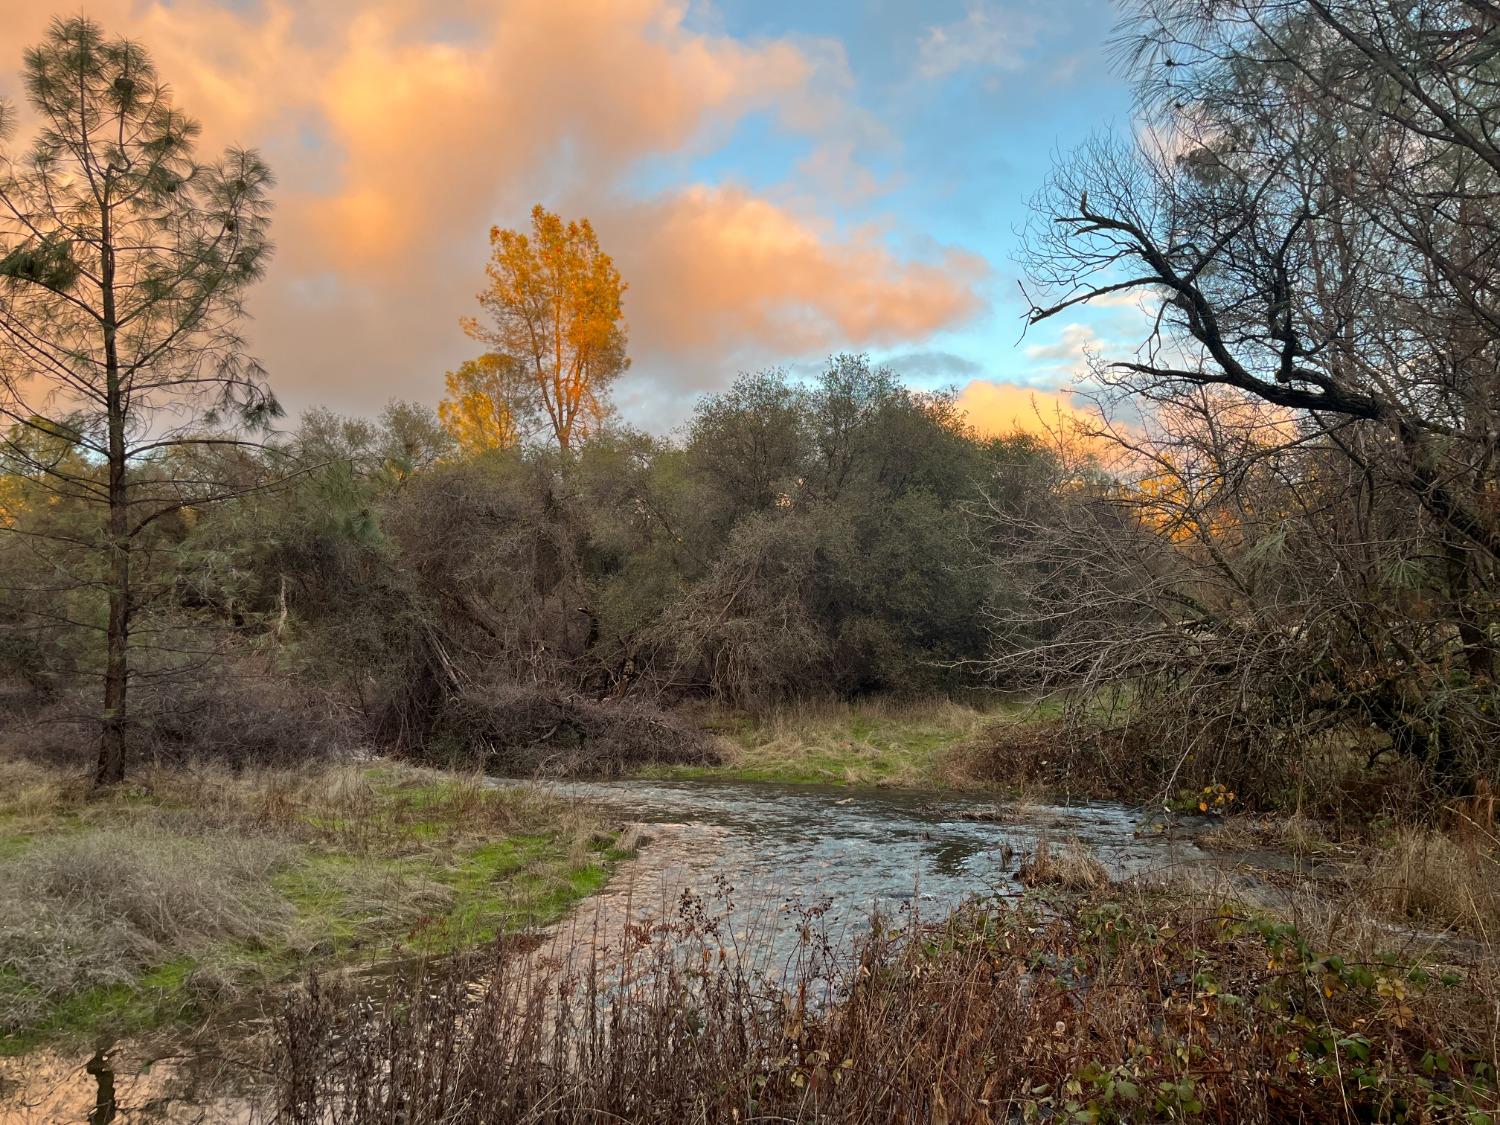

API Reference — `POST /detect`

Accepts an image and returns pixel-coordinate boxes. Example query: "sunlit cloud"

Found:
[608,185,987,374]
[955,379,1098,437]
[0,1,998,420]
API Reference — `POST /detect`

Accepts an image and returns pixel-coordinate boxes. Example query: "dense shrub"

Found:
[135,671,363,768]
[432,683,716,777]
[954,711,1440,822]
[950,719,1168,802]
[0,668,361,772]
[270,888,1500,1123]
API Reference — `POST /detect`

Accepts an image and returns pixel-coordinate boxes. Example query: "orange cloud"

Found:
[298,0,818,274]
[0,3,314,141]
[0,1,990,418]
[955,380,1101,439]
[609,185,986,362]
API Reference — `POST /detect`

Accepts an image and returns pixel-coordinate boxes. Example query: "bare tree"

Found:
[982,389,1499,796]
[0,18,277,785]
[1027,2,1500,561]
[1009,0,1500,790]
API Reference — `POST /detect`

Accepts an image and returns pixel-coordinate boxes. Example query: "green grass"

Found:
[2,959,199,1056]
[430,838,611,948]
[0,760,615,1056]
[639,698,1042,787]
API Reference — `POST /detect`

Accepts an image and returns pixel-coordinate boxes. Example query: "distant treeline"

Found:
[0,353,1062,770]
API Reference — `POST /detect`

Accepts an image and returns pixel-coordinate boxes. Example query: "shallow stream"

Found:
[534,777,1255,971]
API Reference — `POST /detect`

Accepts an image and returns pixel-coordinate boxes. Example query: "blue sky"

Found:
[643,0,1143,427]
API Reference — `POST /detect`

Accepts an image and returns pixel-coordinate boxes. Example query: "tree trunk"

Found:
[94,194,129,789]
[1444,535,1495,682]
[96,493,129,787]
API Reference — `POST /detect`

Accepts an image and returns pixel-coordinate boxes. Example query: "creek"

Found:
[2,777,1273,1122]
[532,777,1265,971]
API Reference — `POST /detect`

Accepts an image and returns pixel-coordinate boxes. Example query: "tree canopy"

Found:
[463,205,628,452]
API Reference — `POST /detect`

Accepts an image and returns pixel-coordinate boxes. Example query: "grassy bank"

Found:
[643,698,1039,788]
[644,695,1145,803]
[0,758,617,1055]
[655,699,1444,833]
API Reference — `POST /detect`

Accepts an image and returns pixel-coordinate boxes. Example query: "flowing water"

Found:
[535,777,1254,973]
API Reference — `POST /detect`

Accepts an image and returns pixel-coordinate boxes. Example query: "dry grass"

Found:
[1196,814,1336,855]
[0,757,84,828]
[0,758,614,1050]
[1171,805,1500,952]
[1367,828,1500,936]
[676,697,996,787]
[268,880,1500,1123]
[1016,835,1110,892]
[0,828,295,1029]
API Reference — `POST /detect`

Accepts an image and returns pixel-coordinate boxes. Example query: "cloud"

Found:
[1025,322,1099,363]
[879,350,984,382]
[297,0,819,275]
[794,140,894,207]
[604,185,987,377]
[1085,285,1163,311]
[0,1,993,419]
[955,379,1098,437]
[917,2,1045,81]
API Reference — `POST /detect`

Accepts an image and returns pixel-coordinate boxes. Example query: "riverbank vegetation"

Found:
[0,759,613,1055]
[272,873,1500,1123]
[645,698,1003,787]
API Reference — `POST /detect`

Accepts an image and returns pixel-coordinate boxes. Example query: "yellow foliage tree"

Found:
[1127,395,1301,545]
[0,417,93,525]
[438,353,529,454]
[463,205,628,451]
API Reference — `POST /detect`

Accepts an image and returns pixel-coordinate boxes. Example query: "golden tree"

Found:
[437,353,531,454]
[464,205,627,451]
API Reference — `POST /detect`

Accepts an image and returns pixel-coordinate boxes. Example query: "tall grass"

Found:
[1016,835,1110,892]
[0,828,293,1029]
[269,881,1500,1124]
[690,697,995,786]
[1369,828,1500,935]
[0,758,612,1046]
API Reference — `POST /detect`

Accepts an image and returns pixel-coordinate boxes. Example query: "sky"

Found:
[0,0,1143,437]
